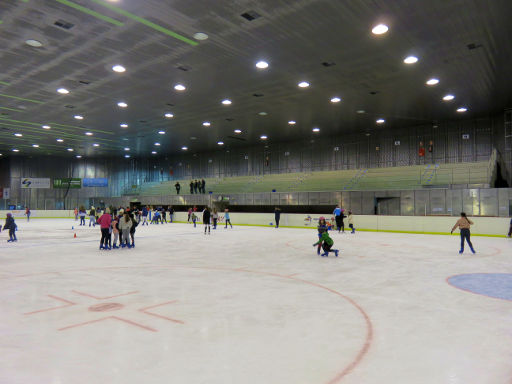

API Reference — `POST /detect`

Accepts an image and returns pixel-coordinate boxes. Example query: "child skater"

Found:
[212,208,218,229]
[313,230,339,257]
[112,214,119,249]
[191,211,198,228]
[203,206,211,235]
[3,213,17,242]
[316,217,329,255]
[451,212,475,254]
[224,208,233,229]
[348,211,355,234]
[119,212,133,248]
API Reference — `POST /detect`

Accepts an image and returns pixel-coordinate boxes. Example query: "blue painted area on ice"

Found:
[448,273,512,301]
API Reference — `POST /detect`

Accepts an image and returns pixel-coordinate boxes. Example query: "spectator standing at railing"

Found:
[194,180,199,194]
[175,182,181,194]
[189,181,194,194]
[201,179,206,194]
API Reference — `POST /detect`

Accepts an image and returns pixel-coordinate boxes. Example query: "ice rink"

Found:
[1,218,511,384]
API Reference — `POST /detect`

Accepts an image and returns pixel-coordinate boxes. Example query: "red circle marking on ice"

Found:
[88,302,124,312]
[12,265,373,383]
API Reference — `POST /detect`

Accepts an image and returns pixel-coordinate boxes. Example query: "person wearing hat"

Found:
[315,217,328,255]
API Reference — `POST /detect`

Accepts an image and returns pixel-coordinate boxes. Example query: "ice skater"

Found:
[119,212,133,248]
[212,208,218,229]
[141,206,148,226]
[25,207,31,222]
[187,208,192,223]
[224,209,233,228]
[316,217,329,255]
[191,211,198,228]
[3,213,17,242]
[112,215,120,249]
[348,211,355,234]
[507,217,512,238]
[97,208,112,250]
[74,207,78,221]
[128,210,138,247]
[203,206,211,235]
[333,205,345,233]
[451,212,475,254]
[313,230,338,257]
[274,207,281,228]
[79,207,86,225]
[88,206,96,227]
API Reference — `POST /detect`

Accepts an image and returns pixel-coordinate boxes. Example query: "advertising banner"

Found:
[83,178,108,187]
[53,178,82,189]
[20,178,51,189]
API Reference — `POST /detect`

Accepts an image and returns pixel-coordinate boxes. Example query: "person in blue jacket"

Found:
[3,213,17,242]
[333,205,345,233]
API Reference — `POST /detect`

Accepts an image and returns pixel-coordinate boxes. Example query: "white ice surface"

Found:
[0,219,511,384]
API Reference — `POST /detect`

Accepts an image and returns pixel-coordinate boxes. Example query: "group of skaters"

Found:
[187,206,233,232]
[312,206,355,257]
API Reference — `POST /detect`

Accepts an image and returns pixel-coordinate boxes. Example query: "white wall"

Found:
[0,210,75,218]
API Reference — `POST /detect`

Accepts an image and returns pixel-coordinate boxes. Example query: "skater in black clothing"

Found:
[212,208,218,229]
[201,179,206,194]
[169,206,174,223]
[194,180,199,194]
[203,207,211,234]
[175,182,181,194]
[274,207,281,228]
[161,208,167,223]
[128,210,138,247]
[3,213,17,242]
[507,218,512,238]
[189,181,194,194]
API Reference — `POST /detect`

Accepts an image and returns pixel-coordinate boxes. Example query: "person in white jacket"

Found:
[348,211,355,234]
[118,213,133,248]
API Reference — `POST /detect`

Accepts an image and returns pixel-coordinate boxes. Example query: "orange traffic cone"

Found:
[74,233,77,238]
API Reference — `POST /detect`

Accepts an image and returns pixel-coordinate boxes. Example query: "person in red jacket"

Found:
[97,208,112,250]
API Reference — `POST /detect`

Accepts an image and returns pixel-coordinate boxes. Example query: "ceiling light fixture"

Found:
[260,135,268,140]
[74,115,84,120]
[151,151,157,154]
[298,81,310,88]
[181,146,188,150]
[258,111,267,116]
[330,97,341,103]
[76,155,82,159]
[456,107,468,113]
[112,65,126,73]
[234,129,242,134]
[356,110,366,114]
[158,131,166,135]
[217,141,224,145]
[120,123,128,128]
[312,127,320,132]
[14,133,22,137]
[221,99,232,105]
[288,120,296,125]
[372,24,389,35]
[32,144,39,148]
[42,125,51,129]
[125,154,130,158]
[256,60,269,69]
[93,143,99,147]
[154,142,161,146]
[193,32,209,40]
[25,39,43,47]
[67,148,74,152]
[164,113,174,118]
[12,149,19,152]
[376,118,385,124]
[57,88,70,94]
[426,78,439,86]
[124,147,130,151]
[85,132,93,136]
[56,139,64,142]
[203,121,211,127]
[404,56,418,64]
[117,102,128,108]
[443,94,455,101]
[174,84,186,91]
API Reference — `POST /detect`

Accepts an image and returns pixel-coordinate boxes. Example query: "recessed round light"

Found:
[74,115,84,120]
[174,84,186,91]
[57,88,70,94]
[164,113,174,118]
[26,39,44,47]
[32,144,39,148]
[234,129,242,134]
[85,132,93,136]
[404,56,418,64]
[258,111,268,116]
[56,139,64,142]
[124,147,130,151]
[14,133,22,137]
[93,143,99,147]
[120,123,128,128]
[151,151,157,154]
[203,121,211,127]
[376,118,385,124]
[76,155,82,159]
[181,146,188,150]
[312,127,320,132]
[112,65,126,73]
[288,120,296,125]
[154,142,161,146]
[443,94,455,101]
[12,149,19,152]
[117,102,128,108]
[456,107,468,113]
[190,136,197,140]
[330,97,341,103]
[372,24,389,35]
[124,154,130,158]
[298,81,310,88]
[42,125,51,129]
[67,148,74,152]
[221,99,232,105]
[217,141,224,146]
[260,135,268,140]
[158,131,166,135]
[256,60,269,69]
[426,78,439,86]
[356,110,366,114]
[193,32,209,41]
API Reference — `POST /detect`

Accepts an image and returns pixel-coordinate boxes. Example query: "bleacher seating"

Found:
[125,161,491,195]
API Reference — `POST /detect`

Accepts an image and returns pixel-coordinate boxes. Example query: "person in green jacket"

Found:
[313,231,339,257]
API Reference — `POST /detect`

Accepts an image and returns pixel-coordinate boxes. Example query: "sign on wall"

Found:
[83,178,108,187]
[20,178,51,189]
[53,178,82,189]
[2,188,10,199]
